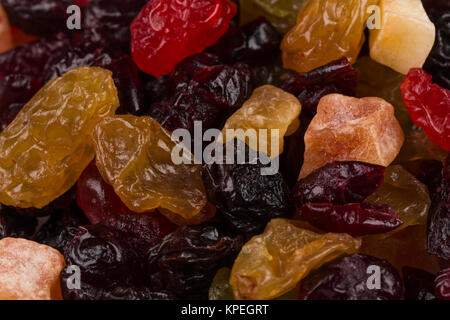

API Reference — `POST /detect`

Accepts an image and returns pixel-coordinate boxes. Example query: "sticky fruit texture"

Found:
[77,161,134,224]
[355,57,413,133]
[202,139,292,236]
[427,153,450,260]
[361,225,442,275]
[230,219,361,300]
[221,85,301,157]
[33,205,90,253]
[298,254,402,300]
[401,69,450,151]
[365,165,431,237]
[147,222,244,299]
[282,57,359,116]
[130,0,237,77]
[281,0,376,73]
[0,204,37,239]
[369,0,435,75]
[92,115,207,219]
[2,0,76,36]
[300,94,405,179]
[403,267,437,300]
[423,13,450,90]
[0,238,65,300]
[0,67,119,209]
[158,202,216,226]
[239,0,306,33]
[213,16,282,65]
[149,62,253,136]
[298,202,402,237]
[435,267,450,300]
[292,161,386,207]
[209,267,235,300]
[0,5,12,54]
[61,213,176,300]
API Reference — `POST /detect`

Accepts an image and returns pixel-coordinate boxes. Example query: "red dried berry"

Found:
[298,202,403,236]
[401,68,450,151]
[130,0,237,77]
[435,267,450,300]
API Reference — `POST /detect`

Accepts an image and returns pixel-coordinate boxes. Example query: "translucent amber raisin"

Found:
[0,237,65,300]
[230,218,361,300]
[365,165,431,237]
[221,85,301,157]
[300,94,404,178]
[0,67,119,208]
[92,115,207,219]
[0,5,12,54]
[281,0,377,73]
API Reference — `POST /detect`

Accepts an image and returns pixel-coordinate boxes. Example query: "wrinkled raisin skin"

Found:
[0,204,37,240]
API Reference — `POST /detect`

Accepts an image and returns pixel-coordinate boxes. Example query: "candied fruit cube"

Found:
[300,94,404,178]
[369,0,436,74]
[0,238,65,300]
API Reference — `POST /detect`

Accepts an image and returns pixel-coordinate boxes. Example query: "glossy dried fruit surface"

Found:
[292,161,385,207]
[401,68,450,151]
[300,94,404,178]
[148,222,243,299]
[403,267,437,300]
[0,5,13,54]
[369,0,435,75]
[131,0,237,77]
[435,267,450,300]
[298,202,402,237]
[365,165,431,236]
[0,67,119,209]
[0,237,65,300]
[281,0,376,73]
[209,267,235,300]
[222,85,301,157]
[230,219,361,300]
[298,254,403,300]
[424,13,450,90]
[282,57,358,116]
[92,115,207,218]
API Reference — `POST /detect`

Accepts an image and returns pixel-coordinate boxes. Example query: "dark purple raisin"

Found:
[291,161,386,207]
[422,0,450,21]
[282,57,359,115]
[403,267,437,300]
[298,254,403,300]
[415,159,444,196]
[435,267,450,300]
[147,222,243,299]
[0,204,37,240]
[202,140,293,236]
[213,16,281,65]
[0,74,41,113]
[423,13,450,90]
[2,0,77,36]
[298,202,402,236]
[0,103,24,131]
[427,153,450,260]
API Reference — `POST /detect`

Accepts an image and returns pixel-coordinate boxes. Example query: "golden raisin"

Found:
[0,67,119,208]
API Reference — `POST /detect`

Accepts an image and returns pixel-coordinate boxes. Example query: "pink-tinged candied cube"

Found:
[299,94,404,178]
[0,238,66,300]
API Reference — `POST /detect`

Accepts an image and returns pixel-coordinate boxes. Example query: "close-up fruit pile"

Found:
[0,0,449,301]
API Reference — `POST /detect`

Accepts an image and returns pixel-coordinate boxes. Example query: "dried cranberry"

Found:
[298,254,403,300]
[213,16,282,65]
[291,161,386,207]
[0,204,37,239]
[435,267,450,300]
[147,222,243,299]
[2,0,77,36]
[298,202,402,236]
[403,267,437,300]
[282,57,359,115]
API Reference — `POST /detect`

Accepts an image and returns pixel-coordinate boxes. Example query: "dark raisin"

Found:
[291,161,386,207]
[422,0,450,21]
[2,0,76,36]
[298,254,403,300]
[0,103,24,131]
[435,267,450,300]
[403,267,437,300]
[298,202,402,236]
[14,187,76,217]
[0,204,37,239]
[0,74,41,113]
[282,57,358,115]
[415,159,444,196]
[147,222,243,299]
[213,16,281,65]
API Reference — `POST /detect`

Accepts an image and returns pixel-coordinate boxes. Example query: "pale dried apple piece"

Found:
[299,94,404,178]
[0,238,66,300]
